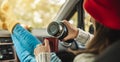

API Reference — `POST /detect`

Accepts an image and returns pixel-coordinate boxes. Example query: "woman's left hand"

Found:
[34,39,50,56]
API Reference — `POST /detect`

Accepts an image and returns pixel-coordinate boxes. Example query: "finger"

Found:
[36,44,42,48]
[62,20,72,28]
[44,39,51,52]
[34,47,42,55]
[44,39,49,47]
[34,48,37,56]
[62,20,67,22]
[63,37,69,41]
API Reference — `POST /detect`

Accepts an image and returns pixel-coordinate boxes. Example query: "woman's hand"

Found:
[34,39,50,56]
[67,48,81,55]
[62,20,79,41]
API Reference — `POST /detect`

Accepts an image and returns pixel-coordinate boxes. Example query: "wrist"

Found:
[74,28,79,38]
[74,29,90,45]
[36,52,51,62]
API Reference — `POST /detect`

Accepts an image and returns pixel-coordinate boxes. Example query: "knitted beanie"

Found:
[84,0,120,30]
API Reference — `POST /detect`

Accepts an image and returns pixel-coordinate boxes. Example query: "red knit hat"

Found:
[84,0,120,30]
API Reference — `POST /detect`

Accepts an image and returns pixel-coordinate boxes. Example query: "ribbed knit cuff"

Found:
[36,52,51,62]
[74,29,93,45]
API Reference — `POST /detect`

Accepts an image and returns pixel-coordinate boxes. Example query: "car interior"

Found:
[0,0,95,62]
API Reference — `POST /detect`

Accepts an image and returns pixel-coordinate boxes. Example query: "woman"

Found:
[35,0,120,62]
[2,0,120,62]
[0,0,91,62]
[72,0,120,62]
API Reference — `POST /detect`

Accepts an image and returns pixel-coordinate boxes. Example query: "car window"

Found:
[9,0,66,29]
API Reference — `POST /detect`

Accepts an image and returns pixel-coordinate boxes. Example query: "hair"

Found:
[78,21,120,55]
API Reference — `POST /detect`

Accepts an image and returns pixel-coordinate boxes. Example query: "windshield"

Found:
[8,0,66,29]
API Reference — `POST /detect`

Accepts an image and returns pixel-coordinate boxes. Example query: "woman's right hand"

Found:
[34,39,50,56]
[62,20,79,41]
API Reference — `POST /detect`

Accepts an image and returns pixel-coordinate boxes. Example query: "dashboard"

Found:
[0,30,59,62]
[0,30,18,62]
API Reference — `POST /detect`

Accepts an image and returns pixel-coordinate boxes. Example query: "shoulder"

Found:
[73,53,95,62]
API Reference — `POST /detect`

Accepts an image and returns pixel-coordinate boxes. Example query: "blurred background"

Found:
[4,0,66,29]
[0,0,92,32]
